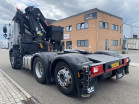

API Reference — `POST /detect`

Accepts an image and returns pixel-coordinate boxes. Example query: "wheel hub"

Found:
[57,67,72,88]
[35,62,43,78]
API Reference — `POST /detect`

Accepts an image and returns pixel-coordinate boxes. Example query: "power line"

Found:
[123,23,139,28]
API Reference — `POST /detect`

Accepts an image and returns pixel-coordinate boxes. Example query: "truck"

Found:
[3,6,130,97]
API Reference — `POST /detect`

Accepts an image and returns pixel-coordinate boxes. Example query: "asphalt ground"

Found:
[0,49,139,104]
[118,49,139,63]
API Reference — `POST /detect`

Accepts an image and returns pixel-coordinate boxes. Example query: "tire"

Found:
[106,71,116,79]
[10,50,21,69]
[33,57,46,84]
[54,61,77,96]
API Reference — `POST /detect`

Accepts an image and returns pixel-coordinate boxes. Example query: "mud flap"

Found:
[116,68,124,79]
[81,77,97,97]
[81,66,97,97]
[87,78,97,94]
[124,64,129,74]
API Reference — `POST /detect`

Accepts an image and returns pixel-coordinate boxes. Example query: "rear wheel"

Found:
[106,71,116,79]
[54,62,77,96]
[33,57,46,84]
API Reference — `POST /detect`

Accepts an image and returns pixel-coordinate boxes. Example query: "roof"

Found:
[46,18,56,24]
[52,8,122,24]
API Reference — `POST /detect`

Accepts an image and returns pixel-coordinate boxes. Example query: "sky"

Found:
[1,0,139,40]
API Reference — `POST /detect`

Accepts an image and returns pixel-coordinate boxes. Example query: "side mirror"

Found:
[3,26,7,33]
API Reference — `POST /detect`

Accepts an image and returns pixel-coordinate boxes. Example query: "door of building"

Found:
[66,41,72,49]
[61,41,65,50]
[105,40,109,50]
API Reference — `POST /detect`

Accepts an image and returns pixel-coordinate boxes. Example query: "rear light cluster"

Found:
[90,65,103,74]
[124,58,129,64]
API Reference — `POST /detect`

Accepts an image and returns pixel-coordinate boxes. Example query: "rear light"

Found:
[124,58,129,64]
[90,65,103,74]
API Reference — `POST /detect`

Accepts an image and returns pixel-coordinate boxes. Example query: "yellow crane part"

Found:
[39,43,43,48]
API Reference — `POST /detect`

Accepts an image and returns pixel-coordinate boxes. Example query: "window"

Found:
[66,26,72,32]
[9,25,14,36]
[9,28,13,36]
[77,40,88,47]
[84,22,88,28]
[133,35,138,38]
[111,40,118,46]
[100,21,108,29]
[77,24,81,30]
[112,24,118,31]
[66,27,69,32]
[77,22,88,30]
[69,26,72,31]
[81,23,85,29]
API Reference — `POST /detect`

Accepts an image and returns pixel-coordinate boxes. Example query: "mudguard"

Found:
[94,50,121,57]
[50,53,94,96]
[9,45,19,53]
[32,52,58,83]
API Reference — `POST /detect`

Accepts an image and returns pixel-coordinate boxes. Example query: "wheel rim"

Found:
[35,62,43,78]
[57,66,72,89]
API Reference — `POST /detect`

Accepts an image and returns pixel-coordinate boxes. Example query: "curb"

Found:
[0,68,40,104]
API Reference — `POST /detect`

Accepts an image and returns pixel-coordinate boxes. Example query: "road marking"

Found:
[0,68,32,98]
[130,62,139,67]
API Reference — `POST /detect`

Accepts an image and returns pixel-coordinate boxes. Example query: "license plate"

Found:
[111,62,119,68]
[87,86,94,93]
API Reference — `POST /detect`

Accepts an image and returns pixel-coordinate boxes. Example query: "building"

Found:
[52,8,123,52]
[123,24,139,49]
[123,24,139,39]
[46,18,56,24]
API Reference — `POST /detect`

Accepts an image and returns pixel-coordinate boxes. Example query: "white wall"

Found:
[123,24,139,39]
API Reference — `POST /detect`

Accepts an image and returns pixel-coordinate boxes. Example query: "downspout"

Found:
[96,12,99,51]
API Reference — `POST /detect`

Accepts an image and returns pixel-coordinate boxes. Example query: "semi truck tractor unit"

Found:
[3,6,130,97]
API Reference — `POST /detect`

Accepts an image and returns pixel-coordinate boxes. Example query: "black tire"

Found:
[33,57,46,84]
[10,50,21,69]
[106,71,116,79]
[54,61,77,96]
